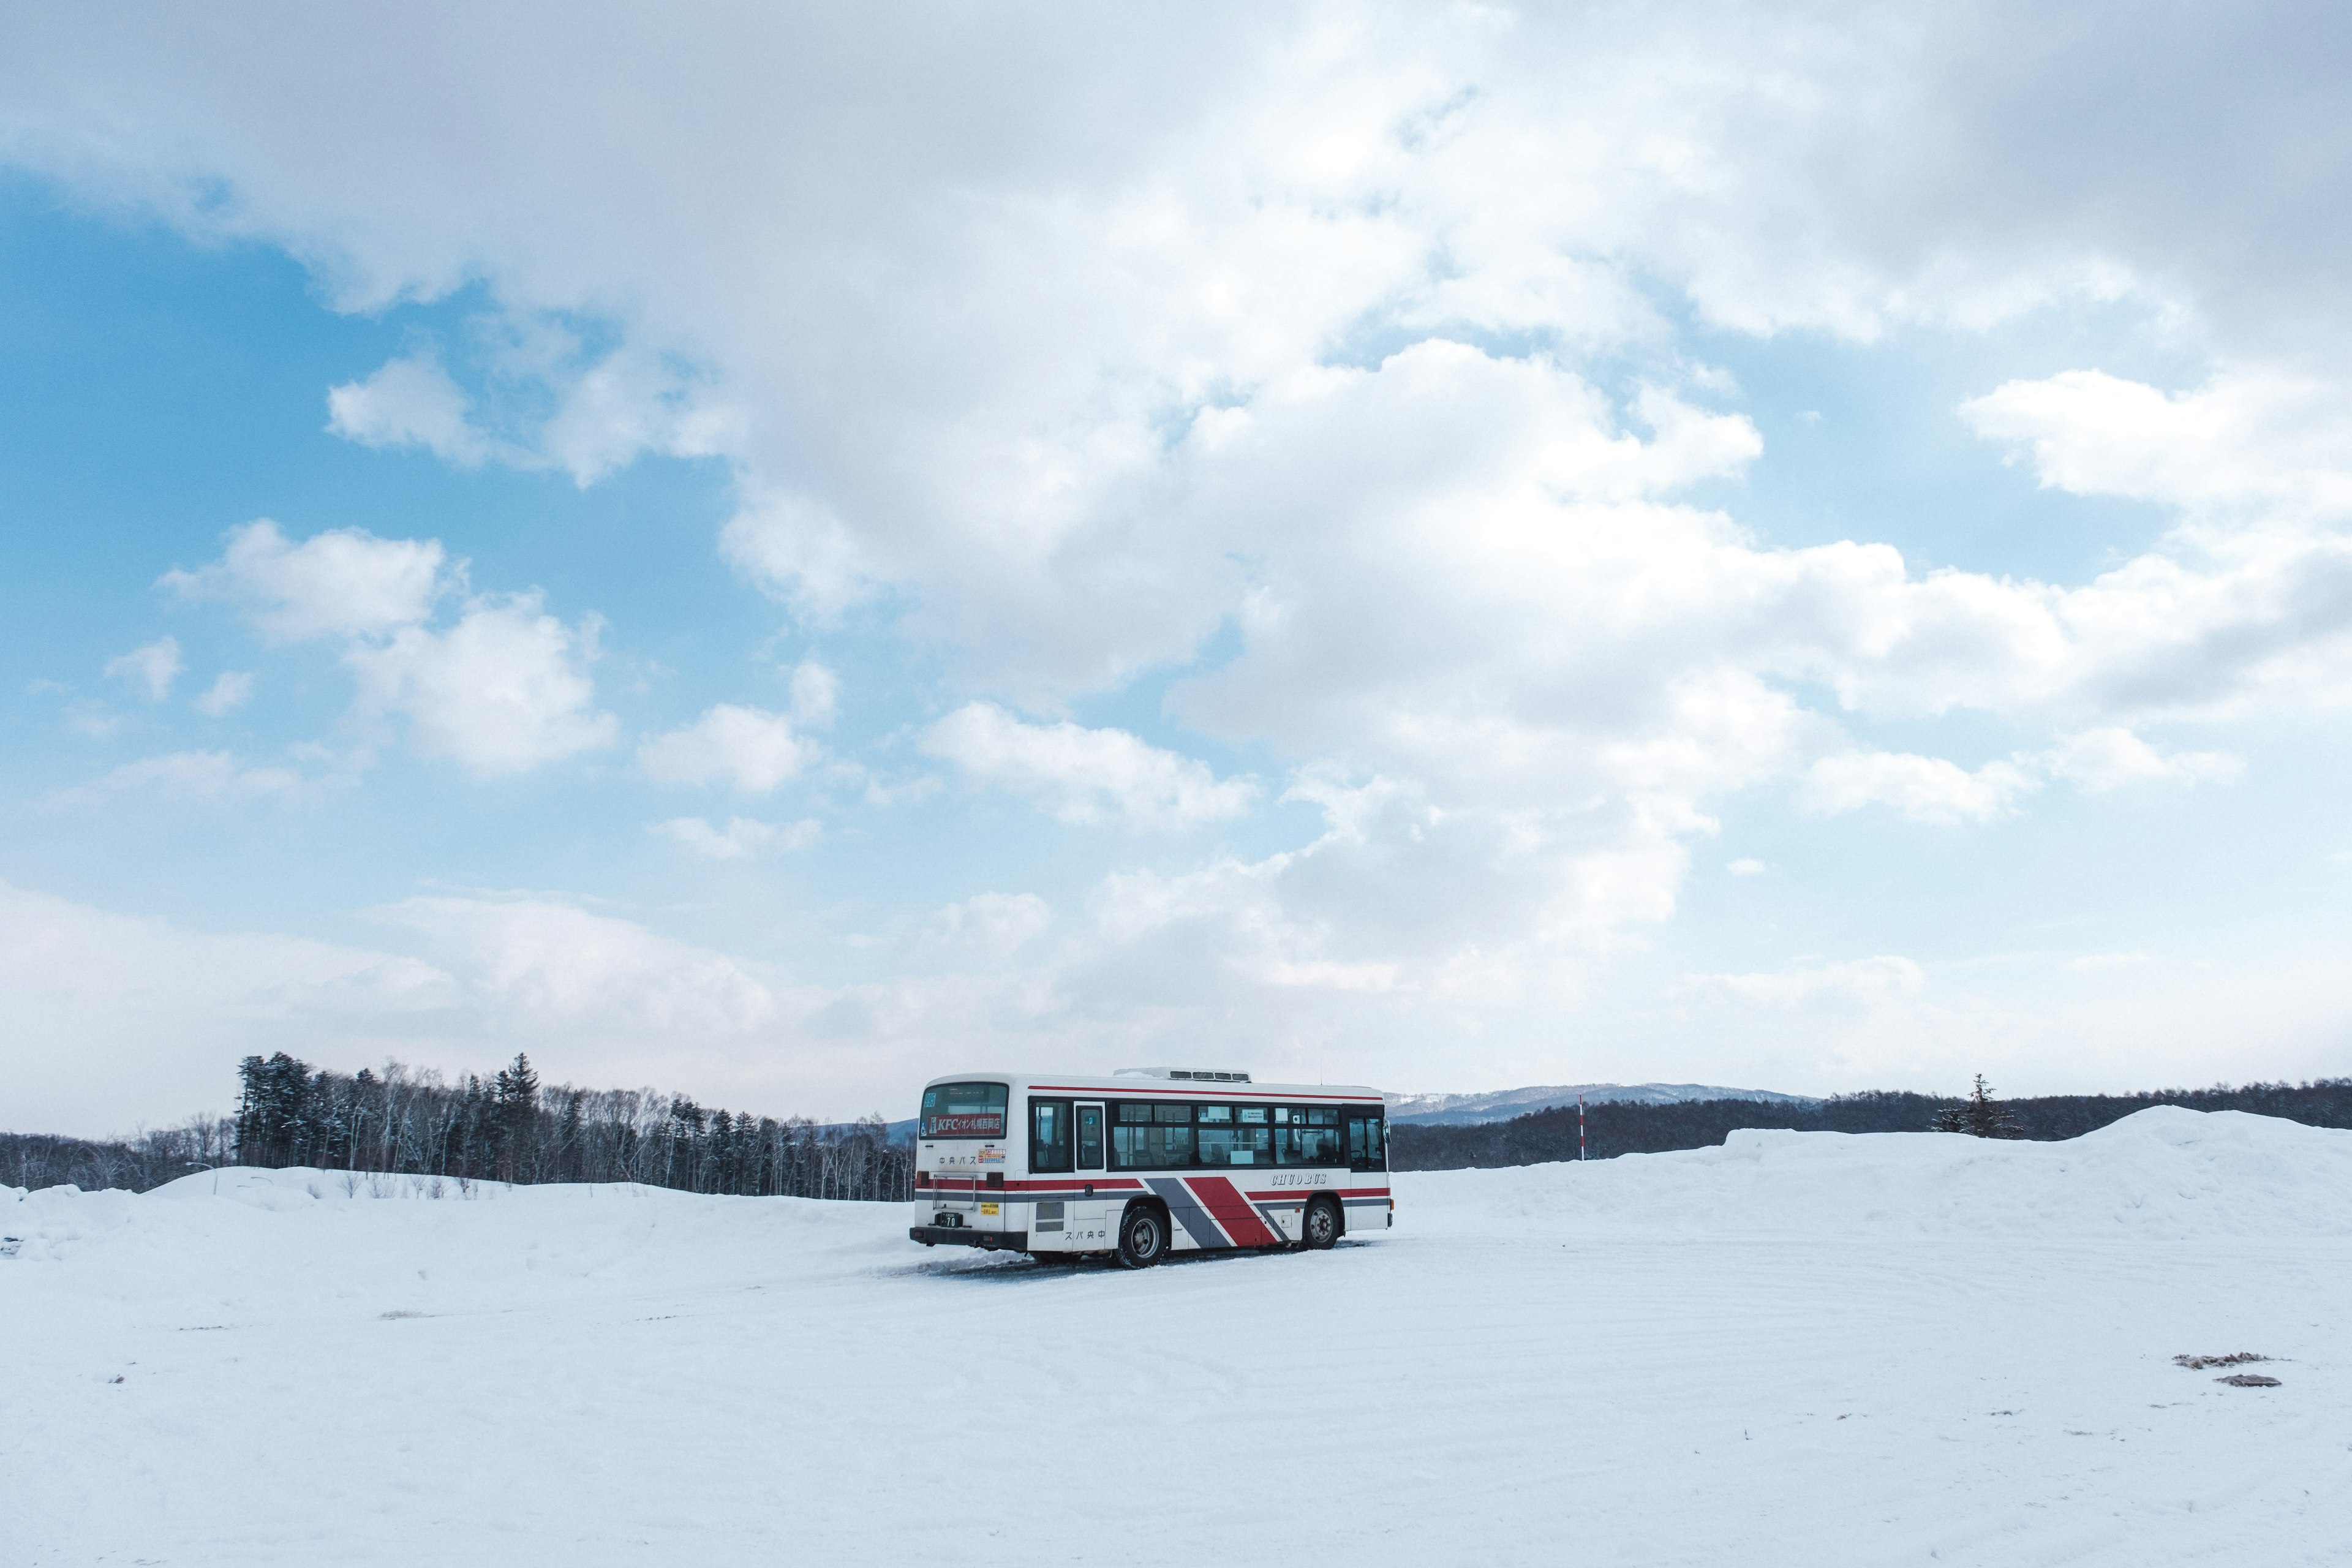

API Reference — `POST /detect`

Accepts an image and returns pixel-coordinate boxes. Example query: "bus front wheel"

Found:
[1117,1204,1167,1269]
[1302,1196,1341,1250]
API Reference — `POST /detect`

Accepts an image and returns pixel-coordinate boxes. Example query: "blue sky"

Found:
[5,4,2350,1133]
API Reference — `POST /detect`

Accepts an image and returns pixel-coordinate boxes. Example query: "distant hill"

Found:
[1384,1082,1814,1126]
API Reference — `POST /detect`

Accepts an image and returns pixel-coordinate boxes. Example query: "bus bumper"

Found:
[910,1225,1028,1250]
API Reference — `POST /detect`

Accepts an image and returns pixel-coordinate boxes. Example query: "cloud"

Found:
[639,704,816,793]
[104,636,181,701]
[786,660,839,729]
[918,892,1053,963]
[717,492,877,624]
[650,815,821,860]
[372,893,794,1042]
[15,5,2352,1099]
[194,670,255,716]
[1687,956,1928,1009]
[2041,728,2241,793]
[1962,371,2352,523]
[346,596,617,776]
[1796,751,2040,826]
[325,352,497,466]
[0,878,458,1134]
[923,703,1257,830]
[1726,858,1766,876]
[167,521,614,778]
[58,750,306,803]
[164,519,447,642]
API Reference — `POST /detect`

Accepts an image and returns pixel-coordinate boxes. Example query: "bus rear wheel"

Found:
[1302,1196,1341,1250]
[1116,1204,1167,1269]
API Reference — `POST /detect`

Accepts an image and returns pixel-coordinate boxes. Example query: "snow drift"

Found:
[1411,1106,2352,1239]
[9,1108,2350,1567]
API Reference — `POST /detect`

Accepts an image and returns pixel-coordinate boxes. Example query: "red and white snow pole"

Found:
[1578,1092,1586,1162]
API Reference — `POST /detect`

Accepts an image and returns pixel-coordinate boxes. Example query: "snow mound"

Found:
[145,1166,518,1207]
[9,1107,2352,1564]
[2,1164,900,1274]
[1404,1106,2352,1240]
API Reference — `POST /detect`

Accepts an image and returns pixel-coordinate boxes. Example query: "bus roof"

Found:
[920,1069,1385,1104]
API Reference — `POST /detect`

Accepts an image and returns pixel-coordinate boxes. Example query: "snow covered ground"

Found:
[8,1107,2350,1566]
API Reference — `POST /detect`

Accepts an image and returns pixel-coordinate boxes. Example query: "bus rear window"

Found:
[921,1082,1008,1139]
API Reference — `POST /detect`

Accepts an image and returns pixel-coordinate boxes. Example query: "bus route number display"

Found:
[927,1112,1004,1137]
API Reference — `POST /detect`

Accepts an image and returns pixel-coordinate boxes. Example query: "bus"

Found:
[907,1068,1392,1268]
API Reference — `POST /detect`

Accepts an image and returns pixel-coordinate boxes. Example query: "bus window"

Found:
[1197,1104,1272,1166]
[1346,1113,1386,1172]
[1076,1104,1104,1170]
[921,1082,1008,1139]
[1031,1098,1073,1173]
[1110,1102,1194,1169]
[1276,1106,1343,1166]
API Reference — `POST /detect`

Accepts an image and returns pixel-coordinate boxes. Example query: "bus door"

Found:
[1070,1102,1110,1248]
[1346,1112,1386,1174]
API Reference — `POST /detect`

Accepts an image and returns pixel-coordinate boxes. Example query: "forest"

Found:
[14,1063,2352,1193]
[4,1052,912,1200]
[1388,1078,2352,1169]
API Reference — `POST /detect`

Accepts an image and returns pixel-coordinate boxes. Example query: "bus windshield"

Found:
[921,1082,1008,1139]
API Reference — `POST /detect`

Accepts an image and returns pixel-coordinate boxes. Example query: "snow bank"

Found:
[1404,1106,2352,1240]
[10,1109,2351,1567]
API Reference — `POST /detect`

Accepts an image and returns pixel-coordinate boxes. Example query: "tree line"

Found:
[5,1052,913,1201]
[18,1065,2351,1192]
[1389,1077,2352,1169]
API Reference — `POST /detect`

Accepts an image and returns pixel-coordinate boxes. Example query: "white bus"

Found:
[907,1068,1393,1268]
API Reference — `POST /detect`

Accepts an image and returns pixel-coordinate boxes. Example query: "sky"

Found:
[5,1,2351,1135]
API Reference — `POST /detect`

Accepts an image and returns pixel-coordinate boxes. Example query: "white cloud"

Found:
[104,636,181,701]
[167,521,612,778]
[58,750,306,803]
[194,669,255,716]
[919,892,1053,963]
[65,706,124,739]
[717,492,877,624]
[651,815,821,860]
[1962,371,2352,523]
[164,519,447,641]
[787,660,839,729]
[1687,956,1928,1009]
[0,878,458,1134]
[373,893,793,1043]
[346,596,617,777]
[15,6,2352,1099]
[1795,751,2040,826]
[21,18,2350,930]
[325,352,497,466]
[639,704,816,793]
[2041,728,2242,794]
[537,346,738,486]
[923,703,1257,830]
[1726,858,1766,876]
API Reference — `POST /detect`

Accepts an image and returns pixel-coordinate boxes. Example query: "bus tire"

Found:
[1116,1202,1168,1269]
[1302,1196,1342,1250]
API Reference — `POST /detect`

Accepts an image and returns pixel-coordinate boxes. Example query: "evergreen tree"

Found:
[1931,1074,2022,1138]
[493,1053,540,1182]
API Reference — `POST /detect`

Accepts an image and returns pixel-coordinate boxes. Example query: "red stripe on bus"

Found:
[1186,1175,1278,1246]
[999,1178,1140,1192]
